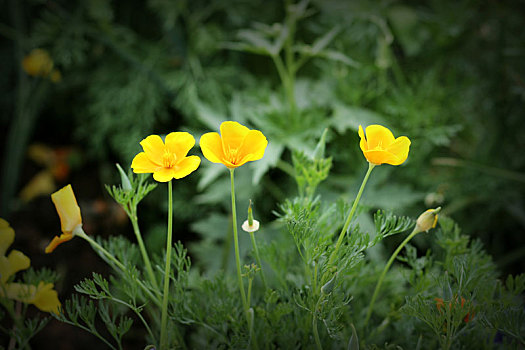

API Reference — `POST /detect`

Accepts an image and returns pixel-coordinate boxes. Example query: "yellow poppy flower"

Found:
[131,132,201,182]
[200,121,268,169]
[2,281,61,315]
[358,125,411,166]
[0,219,30,283]
[45,185,83,253]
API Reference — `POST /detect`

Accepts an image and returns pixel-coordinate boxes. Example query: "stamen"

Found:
[227,146,240,165]
[162,151,177,168]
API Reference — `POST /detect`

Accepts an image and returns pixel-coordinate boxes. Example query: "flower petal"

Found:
[152,168,176,182]
[358,125,368,152]
[365,125,396,149]
[200,132,226,164]
[165,132,195,162]
[51,185,82,234]
[140,135,165,165]
[0,250,31,283]
[363,150,402,165]
[131,152,159,173]
[0,219,14,257]
[385,136,411,163]
[220,121,250,151]
[45,233,74,253]
[236,130,268,165]
[172,156,201,179]
[32,282,61,314]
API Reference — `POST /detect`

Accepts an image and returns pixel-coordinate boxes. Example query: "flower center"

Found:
[162,150,177,168]
[226,146,241,165]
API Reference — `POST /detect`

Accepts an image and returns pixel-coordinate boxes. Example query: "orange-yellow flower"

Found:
[200,121,268,169]
[358,125,411,166]
[45,185,83,253]
[131,132,201,182]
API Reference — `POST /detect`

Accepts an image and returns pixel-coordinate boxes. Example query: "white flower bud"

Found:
[242,220,260,233]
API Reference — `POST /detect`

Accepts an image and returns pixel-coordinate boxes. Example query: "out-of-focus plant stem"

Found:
[1,0,45,217]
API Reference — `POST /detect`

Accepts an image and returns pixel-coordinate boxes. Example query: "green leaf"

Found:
[331,104,387,134]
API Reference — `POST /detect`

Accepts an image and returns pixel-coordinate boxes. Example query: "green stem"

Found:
[110,297,156,344]
[328,163,375,266]
[75,229,161,307]
[230,169,258,349]
[249,231,268,290]
[160,180,173,349]
[312,296,324,350]
[130,209,158,290]
[364,225,421,327]
[230,169,249,312]
[247,278,253,308]
[270,54,297,124]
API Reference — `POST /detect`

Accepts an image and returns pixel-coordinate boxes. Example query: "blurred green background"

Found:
[1,0,524,298]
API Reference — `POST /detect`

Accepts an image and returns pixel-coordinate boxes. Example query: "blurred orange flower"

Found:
[358,125,410,166]
[131,132,201,182]
[200,121,268,169]
[45,185,83,253]
[22,48,61,82]
[435,297,474,324]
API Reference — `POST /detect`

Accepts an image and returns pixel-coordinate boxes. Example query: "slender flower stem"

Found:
[76,229,126,271]
[230,169,258,349]
[249,231,268,290]
[328,162,376,266]
[364,226,422,327]
[230,169,248,311]
[130,209,158,290]
[160,180,173,349]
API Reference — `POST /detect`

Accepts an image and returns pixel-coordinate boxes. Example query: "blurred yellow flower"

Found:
[200,121,268,169]
[0,219,30,283]
[22,48,61,82]
[45,185,83,253]
[131,132,201,182]
[0,219,61,314]
[358,125,411,166]
[2,281,61,315]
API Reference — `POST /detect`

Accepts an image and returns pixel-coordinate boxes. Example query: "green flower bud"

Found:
[243,200,260,233]
[116,163,132,192]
